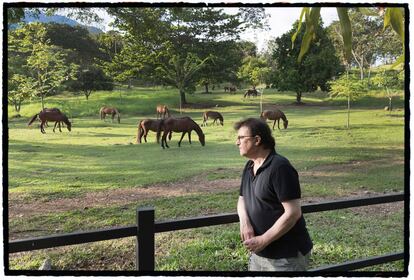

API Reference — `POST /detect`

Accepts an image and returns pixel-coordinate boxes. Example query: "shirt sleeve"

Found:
[239,161,252,196]
[273,164,301,202]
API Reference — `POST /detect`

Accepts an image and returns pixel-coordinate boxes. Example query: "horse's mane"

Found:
[188,117,204,136]
[27,113,39,126]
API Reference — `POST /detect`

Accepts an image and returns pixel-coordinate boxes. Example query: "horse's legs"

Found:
[168,131,172,140]
[58,122,62,132]
[178,132,186,147]
[53,122,58,133]
[40,121,46,134]
[188,132,192,144]
[143,128,148,143]
[272,120,276,130]
[277,119,281,130]
[161,131,169,149]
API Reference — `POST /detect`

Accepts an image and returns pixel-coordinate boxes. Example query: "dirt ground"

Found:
[8,158,404,219]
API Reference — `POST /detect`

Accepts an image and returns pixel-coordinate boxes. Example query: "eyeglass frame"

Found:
[236,135,256,141]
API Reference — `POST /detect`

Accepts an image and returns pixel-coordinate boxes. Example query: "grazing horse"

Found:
[260,109,289,130]
[156,117,205,149]
[224,86,236,93]
[244,89,259,98]
[28,109,72,134]
[100,106,120,123]
[136,119,172,143]
[156,105,171,119]
[28,108,65,132]
[202,111,224,126]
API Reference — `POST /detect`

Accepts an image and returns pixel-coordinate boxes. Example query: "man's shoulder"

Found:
[270,153,296,171]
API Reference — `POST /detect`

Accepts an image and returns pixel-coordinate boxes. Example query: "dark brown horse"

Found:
[100,106,120,123]
[260,109,288,130]
[244,89,259,98]
[28,109,72,134]
[156,105,171,119]
[28,108,65,131]
[224,86,236,93]
[156,117,205,149]
[202,111,224,126]
[136,119,172,143]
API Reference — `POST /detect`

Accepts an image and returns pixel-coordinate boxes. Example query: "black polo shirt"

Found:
[240,150,313,259]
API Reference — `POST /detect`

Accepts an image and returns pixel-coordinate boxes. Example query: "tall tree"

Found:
[195,40,247,93]
[271,20,342,103]
[237,56,270,89]
[328,72,367,128]
[8,23,78,109]
[68,66,114,100]
[292,7,405,68]
[107,7,267,107]
[371,69,403,112]
[327,9,402,81]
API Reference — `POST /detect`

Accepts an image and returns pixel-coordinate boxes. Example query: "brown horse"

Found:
[28,109,72,134]
[244,89,259,98]
[156,105,171,119]
[224,86,236,93]
[28,108,65,131]
[156,117,205,149]
[202,111,224,126]
[260,109,288,130]
[100,106,120,123]
[136,119,172,143]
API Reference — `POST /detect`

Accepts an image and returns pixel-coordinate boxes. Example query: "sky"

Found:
[241,7,339,51]
[95,7,339,52]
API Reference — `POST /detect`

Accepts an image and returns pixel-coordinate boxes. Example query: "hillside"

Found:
[8,11,103,34]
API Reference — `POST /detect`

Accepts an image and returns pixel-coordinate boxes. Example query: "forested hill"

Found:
[8,12,103,34]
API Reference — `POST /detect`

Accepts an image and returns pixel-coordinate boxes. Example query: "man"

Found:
[235,118,313,271]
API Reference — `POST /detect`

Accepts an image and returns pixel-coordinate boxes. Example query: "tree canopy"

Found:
[270,20,342,103]
[106,7,267,106]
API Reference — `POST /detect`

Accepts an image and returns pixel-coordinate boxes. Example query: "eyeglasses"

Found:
[236,135,255,141]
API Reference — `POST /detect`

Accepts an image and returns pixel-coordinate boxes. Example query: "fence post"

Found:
[136,207,155,271]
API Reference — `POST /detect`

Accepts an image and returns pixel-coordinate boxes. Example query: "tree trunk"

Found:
[352,51,364,80]
[296,92,302,104]
[389,97,393,113]
[204,83,209,94]
[179,89,187,112]
[347,94,351,129]
[41,94,45,110]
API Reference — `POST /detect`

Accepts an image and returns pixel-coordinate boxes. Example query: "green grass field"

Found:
[7,87,406,272]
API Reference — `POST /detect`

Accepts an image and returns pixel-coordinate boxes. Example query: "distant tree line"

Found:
[7,6,404,113]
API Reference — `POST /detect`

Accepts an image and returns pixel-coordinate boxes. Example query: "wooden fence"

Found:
[8,193,406,274]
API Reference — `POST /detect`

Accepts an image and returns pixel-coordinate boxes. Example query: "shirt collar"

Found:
[248,149,276,174]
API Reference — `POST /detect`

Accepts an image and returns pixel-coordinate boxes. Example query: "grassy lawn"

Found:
[7,87,406,272]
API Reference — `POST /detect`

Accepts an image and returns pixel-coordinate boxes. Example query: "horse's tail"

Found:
[116,109,121,123]
[156,119,165,143]
[99,107,104,119]
[137,120,143,143]
[27,114,39,126]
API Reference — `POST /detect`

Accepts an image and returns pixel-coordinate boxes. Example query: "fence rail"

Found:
[8,193,405,272]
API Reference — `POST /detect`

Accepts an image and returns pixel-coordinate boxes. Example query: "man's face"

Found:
[236,126,257,157]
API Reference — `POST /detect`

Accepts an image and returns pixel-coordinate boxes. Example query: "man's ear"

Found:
[255,136,261,146]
